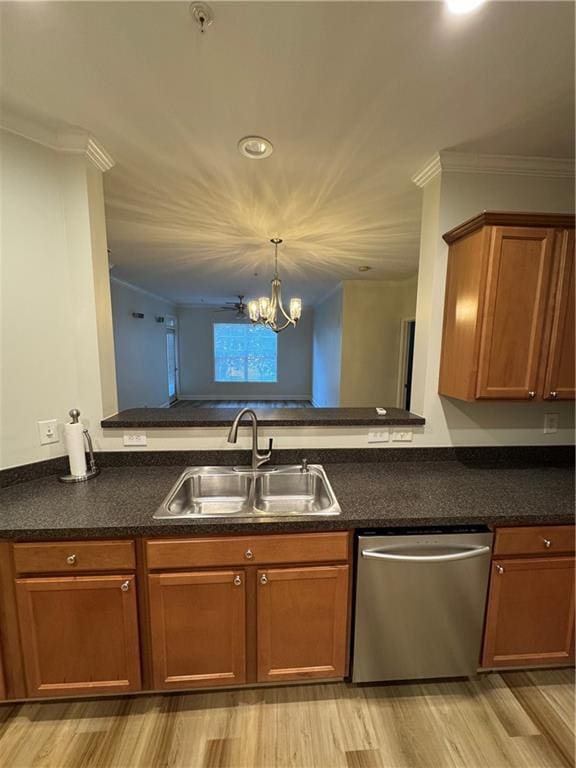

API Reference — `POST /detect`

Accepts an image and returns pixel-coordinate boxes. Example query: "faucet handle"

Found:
[267,438,273,454]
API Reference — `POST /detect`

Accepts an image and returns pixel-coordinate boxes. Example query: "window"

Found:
[214,324,277,383]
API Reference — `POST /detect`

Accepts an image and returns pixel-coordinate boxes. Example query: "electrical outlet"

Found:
[368,430,389,443]
[543,413,559,435]
[38,419,59,445]
[123,433,148,446]
[391,430,413,442]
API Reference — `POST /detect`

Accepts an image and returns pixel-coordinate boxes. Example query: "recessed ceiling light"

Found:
[358,266,372,272]
[238,136,274,159]
[446,0,486,14]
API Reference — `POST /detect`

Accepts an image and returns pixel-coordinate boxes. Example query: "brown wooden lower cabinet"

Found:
[257,565,349,682]
[482,556,575,668]
[148,570,246,689]
[15,575,141,697]
[0,650,5,700]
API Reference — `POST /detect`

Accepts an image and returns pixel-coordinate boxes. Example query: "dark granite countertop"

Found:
[101,406,425,429]
[0,460,573,540]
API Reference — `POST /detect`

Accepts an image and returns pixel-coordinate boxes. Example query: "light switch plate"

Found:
[368,430,389,443]
[123,433,148,446]
[391,430,413,442]
[543,413,559,434]
[38,419,59,445]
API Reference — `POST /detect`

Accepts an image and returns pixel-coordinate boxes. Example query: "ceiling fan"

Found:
[215,295,248,318]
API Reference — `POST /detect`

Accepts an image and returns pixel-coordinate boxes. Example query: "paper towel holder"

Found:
[59,409,101,483]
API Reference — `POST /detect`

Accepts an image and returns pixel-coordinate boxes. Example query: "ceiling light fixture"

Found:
[189,3,214,33]
[446,0,486,14]
[247,239,301,333]
[238,136,274,159]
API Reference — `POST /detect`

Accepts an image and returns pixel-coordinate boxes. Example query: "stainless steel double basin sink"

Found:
[154,465,341,519]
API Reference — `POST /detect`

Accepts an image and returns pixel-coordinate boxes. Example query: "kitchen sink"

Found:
[154,465,341,519]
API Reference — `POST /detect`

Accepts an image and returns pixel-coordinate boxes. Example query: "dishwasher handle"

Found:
[361,545,491,563]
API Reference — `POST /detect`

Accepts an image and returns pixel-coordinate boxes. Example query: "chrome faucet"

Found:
[227,408,273,470]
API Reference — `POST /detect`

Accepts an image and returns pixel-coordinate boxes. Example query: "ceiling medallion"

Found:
[247,239,302,333]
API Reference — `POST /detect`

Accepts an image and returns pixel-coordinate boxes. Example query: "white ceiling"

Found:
[1,1,574,306]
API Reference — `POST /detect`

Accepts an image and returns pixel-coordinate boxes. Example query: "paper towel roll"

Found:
[65,422,87,477]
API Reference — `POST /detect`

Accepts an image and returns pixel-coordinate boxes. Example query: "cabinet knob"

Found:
[496,565,504,575]
[549,391,558,400]
[66,554,77,565]
[120,580,130,592]
[528,391,536,399]
[543,538,552,549]
[233,575,242,586]
[260,574,268,585]
[244,549,254,560]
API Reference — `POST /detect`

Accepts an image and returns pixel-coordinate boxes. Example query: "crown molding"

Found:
[109,275,176,305]
[0,111,114,172]
[412,150,574,187]
[443,211,575,244]
[411,154,442,188]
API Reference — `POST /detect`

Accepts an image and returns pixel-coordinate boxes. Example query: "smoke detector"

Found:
[190,3,214,33]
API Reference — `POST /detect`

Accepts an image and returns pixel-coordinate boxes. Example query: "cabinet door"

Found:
[16,575,141,698]
[482,557,575,668]
[257,565,349,683]
[0,651,5,700]
[476,227,556,399]
[148,570,246,689]
[542,230,575,400]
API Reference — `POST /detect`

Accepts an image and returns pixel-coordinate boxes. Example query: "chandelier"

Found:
[247,238,302,333]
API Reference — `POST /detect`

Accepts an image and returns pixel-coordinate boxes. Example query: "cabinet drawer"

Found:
[494,526,575,557]
[146,532,349,570]
[13,540,136,574]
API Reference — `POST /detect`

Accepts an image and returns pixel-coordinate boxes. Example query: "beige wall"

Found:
[178,306,313,400]
[111,279,176,410]
[0,130,115,468]
[2,133,574,468]
[411,169,575,447]
[340,279,417,407]
[312,287,343,406]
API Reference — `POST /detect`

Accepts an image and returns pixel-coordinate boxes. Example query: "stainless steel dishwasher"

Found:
[352,526,493,683]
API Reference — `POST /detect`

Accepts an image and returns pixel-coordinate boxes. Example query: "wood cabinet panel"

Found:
[439,214,575,402]
[543,230,575,400]
[256,565,349,683]
[148,570,246,689]
[438,228,489,400]
[0,540,26,699]
[494,525,575,557]
[476,227,556,399]
[482,557,575,668]
[13,540,135,575]
[15,575,141,697]
[0,651,5,700]
[146,532,349,570]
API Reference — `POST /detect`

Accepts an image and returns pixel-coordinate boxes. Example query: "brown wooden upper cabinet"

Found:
[439,212,575,401]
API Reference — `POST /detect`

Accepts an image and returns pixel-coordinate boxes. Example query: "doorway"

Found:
[166,317,178,404]
[397,319,416,411]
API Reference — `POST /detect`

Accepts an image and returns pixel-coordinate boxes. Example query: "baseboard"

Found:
[176,395,313,401]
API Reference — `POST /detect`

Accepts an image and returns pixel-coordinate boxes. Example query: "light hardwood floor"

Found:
[0,669,573,768]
